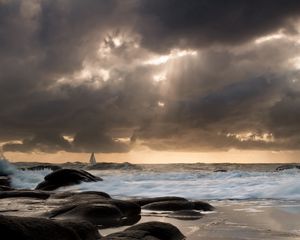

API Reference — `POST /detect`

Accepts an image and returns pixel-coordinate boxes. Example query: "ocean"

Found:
[3,160,300,239]
[7,162,300,200]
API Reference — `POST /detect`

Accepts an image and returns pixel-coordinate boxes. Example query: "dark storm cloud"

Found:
[1,0,300,153]
[136,0,300,52]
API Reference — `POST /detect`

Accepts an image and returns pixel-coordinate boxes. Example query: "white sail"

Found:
[89,152,96,165]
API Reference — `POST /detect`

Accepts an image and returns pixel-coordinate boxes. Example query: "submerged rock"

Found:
[135,196,214,213]
[168,210,203,220]
[35,169,102,191]
[275,165,300,171]
[214,169,227,172]
[103,221,185,240]
[22,164,61,171]
[0,215,101,240]
[85,162,140,171]
[132,196,188,207]
[143,200,194,211]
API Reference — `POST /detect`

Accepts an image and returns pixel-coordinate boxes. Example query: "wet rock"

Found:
[275,165,300,171]
[52,191,140,217]
[68,193,111,203]
[22,165,61,171]
[102,230,159,240]
[143,200,194,211]
[0,215,101,240]
[0,176,10,188]
[127,221,185,240]
[0,185,13,191]
[119,214,141,227]
[35,169,102,191]
[0,190,50,199]
[57,220,101,240]
[47,195,142,228]
[107,199,141,217]
[192,201,215,211]
[214,169,227,172]
[132,196,188,206]
[49,203,123,227]
[103,221,185,240]
[76,191,111,199]
[168,210,203,220]
[86,162,141,171]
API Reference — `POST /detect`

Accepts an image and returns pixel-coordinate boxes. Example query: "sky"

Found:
[1,0,300,163]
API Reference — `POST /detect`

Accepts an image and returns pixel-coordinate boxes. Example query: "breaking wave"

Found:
[3,158,300,200]
[71,169,300,200]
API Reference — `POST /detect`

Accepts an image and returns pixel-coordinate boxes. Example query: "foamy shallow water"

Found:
[9,166,300,200]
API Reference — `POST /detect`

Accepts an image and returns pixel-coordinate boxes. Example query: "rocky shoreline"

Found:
[0,167,214,239]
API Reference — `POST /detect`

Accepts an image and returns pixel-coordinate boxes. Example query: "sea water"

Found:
[5,160,300,201]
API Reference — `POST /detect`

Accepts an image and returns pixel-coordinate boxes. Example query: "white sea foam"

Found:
[65,169,300,200]
[10,169,52,189]
[3,160,300,200]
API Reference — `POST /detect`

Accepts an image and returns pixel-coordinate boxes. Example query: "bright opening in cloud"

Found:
[153,72,167,82]
[227,132,274,143]
[144,49,198,66]
[157,101,165,107]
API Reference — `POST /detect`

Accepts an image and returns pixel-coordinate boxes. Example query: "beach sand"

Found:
[1,194,300,239]
[101,200,300,239]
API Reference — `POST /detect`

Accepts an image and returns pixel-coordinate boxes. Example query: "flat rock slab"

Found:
[0,190,50,199]
[0,215,101,240]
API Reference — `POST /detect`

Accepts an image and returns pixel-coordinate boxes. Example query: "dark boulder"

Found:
[103,221,185,240]
[76,191,111,199]
[47,195,142,228]
[107,199,141,217]
[35,169,102,191]
[57,220,101,240]
[132,196,187,206]
[0,190,50,199]
[49,203,123,227]
[0,215,101,240]
[52,192,140,218]
[143,200,194,211]
[192,201,215,211]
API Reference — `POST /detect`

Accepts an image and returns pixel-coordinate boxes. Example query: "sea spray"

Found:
[6,164,300,200]
[0,158,16,176]
[0,157,51,189]
[64,169,300,200]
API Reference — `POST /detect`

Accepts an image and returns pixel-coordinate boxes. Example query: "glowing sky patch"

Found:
[144,49,198,66]
[227,132,274,143]
[254,33,286,44]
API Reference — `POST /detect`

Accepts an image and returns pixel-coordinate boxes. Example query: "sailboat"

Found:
[89,152,97,165]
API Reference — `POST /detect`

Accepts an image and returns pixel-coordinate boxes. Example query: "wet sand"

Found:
[101,200,300,239]
[1,196,300,239]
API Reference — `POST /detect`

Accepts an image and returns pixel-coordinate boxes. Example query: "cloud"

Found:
[136,0,300,52]
[1,0,300,153]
